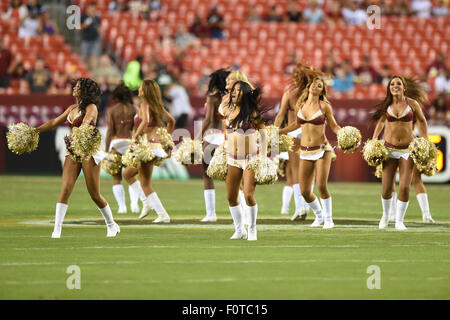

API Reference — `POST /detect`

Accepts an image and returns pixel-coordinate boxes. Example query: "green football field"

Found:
[0,175,449,300]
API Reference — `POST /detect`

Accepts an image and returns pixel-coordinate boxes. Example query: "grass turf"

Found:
[0,175,448,299]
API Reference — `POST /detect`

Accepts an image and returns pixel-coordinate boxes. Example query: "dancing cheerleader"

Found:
[105,82,147,214]
[274,62,324,220]
[371,75,429,230]
[36,78,120,238]
[220,81,267,241]
[200,68,230,222]
[280,77,341,229]
[134,79,176,222]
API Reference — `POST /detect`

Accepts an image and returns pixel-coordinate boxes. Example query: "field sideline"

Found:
[0,175,449,300]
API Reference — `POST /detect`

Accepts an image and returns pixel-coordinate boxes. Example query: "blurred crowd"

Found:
[0,0,449,125]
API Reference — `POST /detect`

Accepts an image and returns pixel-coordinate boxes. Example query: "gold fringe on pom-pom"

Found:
[337,126,362,153]
[277,158,287,177]
[173,138,203,165]
[206,143,228,180]
[264,125,294,154]
[6,123,39,155]
[156,127,174,154]
[362,139,389,167]
[70,124,101,162]
[101,152,123,176]
[375,164,383,178]
[247,155,278,185]
[122,135,156,168]
[409,137,439,176]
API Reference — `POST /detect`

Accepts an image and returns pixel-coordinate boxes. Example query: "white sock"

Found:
[98,204,115,226]
[320,197,332,223]
[229,204,244,231]
[128,184,139,207]
[247,204,258,228]
[293,184,306,212]
[204,189,216,217]
[416,193,430,217]
[238,189,249,224]
[381,197,392,219]
[147,192,167,216]
[389,192,397,216]
[112,184,126,209]
[396,200,409,224]
[282,186,293,211]
[307,198,323,220]
[130,180,146,203]
[53,203,68,232]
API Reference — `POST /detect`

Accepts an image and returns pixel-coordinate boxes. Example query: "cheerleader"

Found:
[221,81,267,241]
[200,68,230,222]
[280,77,341,229]
[371,76,429,230]
[274,62,324,220]
[105,82,147,214]
[36,78,120,238]
[134,79,176,223]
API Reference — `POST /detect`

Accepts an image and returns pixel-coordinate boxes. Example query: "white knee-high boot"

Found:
[51,203,68,238]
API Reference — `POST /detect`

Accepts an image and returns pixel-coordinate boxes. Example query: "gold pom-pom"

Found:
[206,143,227,180]
[409,137,439,176]
[265,125,294,154]
[173,138,203,165]
[70,124,101,162]
[375,164,383,179]
[277,158,287,177]
[156,127,174,153]
[6,123,39,155]
[247,155,278,185]
[362,139,389,167]
[122,135,156,168]
[101,152,123,176]
[337,126,362,153]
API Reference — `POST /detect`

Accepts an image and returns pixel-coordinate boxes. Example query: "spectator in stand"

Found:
[0,37,13,90]
[124,55,144,94]
[25,58,52,93]
[189,15,210,39]
[284,0,302,22]
[26,0,41,13]
[168,50,185,79]
[283,52,297,75]
[302,0,324,24]
[378,64,392,87]
[80,2,102,69]
[207,5,225,39]
[325,0,344,25]
[247,5,261,22]
[93,54,122,117]
[354,55,380,86]
[108,0,129,13]
[18,5,40,38]
[426,52,447,77]
[411,0,432,17]
[147,52,166,76]
[389,0,413,16]
[48,71,72,95]
[341,0,367,25]
[265,5,282,22]
[331,59,355,93]
[197,66,212,95]
[159,23,175,48]
[164,80,193,129]
[435,68,450,94]
[322,52,339,76]
[9,60,28,82]
[1,0,28,22]
[432,0,448,17]
[40,6,58,35]
[148,0,162,12]
[174,23,198,50]
[429,93,449,124]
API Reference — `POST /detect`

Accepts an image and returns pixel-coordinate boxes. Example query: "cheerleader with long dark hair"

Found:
[200,68,230,222]
[36,78,120,238]
[371,75,429,230]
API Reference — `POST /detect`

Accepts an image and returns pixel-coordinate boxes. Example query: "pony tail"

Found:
[292,61,325,91]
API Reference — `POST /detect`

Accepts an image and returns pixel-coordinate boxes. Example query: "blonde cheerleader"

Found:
[36,78,120,238]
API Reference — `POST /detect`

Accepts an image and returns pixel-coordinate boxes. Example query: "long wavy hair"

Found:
[227,81,262,128]
[288,61,325,92]
[207,68,230,96]
[111,81,134,105]
[296,77,329,111]
[75,78,101,111]
[372,75,428,121]
[140,79,165,126]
